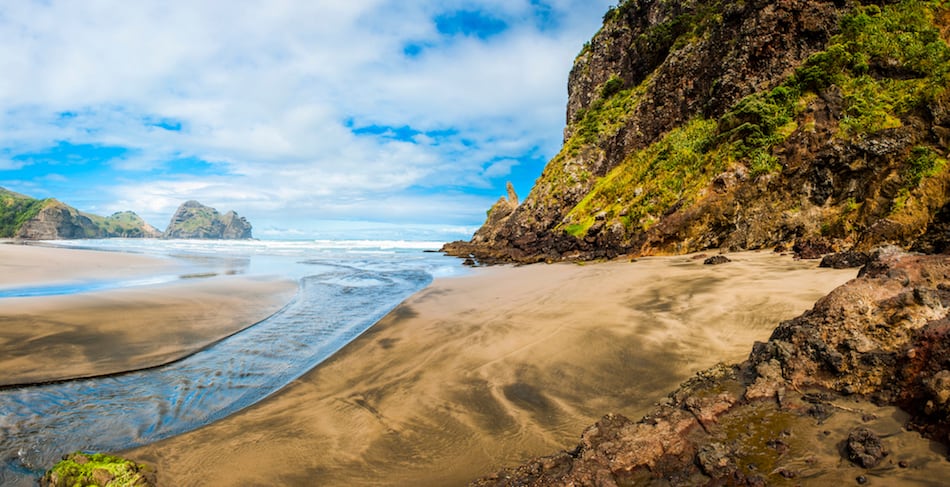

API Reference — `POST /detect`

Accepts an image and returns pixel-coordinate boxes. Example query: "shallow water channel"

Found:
[0,240,456,485]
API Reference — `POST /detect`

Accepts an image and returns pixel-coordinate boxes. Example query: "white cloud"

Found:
[0,0,614,238]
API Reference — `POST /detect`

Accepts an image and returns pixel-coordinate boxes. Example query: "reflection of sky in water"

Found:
[0,239,464,486]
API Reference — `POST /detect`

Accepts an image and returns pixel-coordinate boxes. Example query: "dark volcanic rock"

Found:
[163,200,253,239]
[792,237,836,260]
[448,0,950,264]
[845,427,888,468]
[703,255,731,265]
[820,250,870,269]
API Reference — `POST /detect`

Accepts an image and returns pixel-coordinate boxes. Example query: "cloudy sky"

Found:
[0,0,613,240]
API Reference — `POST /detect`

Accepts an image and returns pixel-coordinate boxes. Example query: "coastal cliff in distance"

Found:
[0,187,253,240]
[0,187,161,239]
[445,0,950,264]
[163,200,253,240]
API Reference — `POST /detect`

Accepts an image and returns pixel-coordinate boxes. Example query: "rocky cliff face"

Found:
[163,200,253,240]
[446,0,950,263]
[1,187,162,240]
[14,201,103,239]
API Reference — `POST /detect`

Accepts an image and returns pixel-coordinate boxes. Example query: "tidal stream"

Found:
[0,240,458,485]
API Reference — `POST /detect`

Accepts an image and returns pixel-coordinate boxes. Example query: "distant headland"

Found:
[0,187,252,240]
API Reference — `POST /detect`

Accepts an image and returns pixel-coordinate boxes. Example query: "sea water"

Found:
[0,239,465,486]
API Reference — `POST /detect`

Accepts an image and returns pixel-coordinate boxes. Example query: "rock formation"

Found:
[461,1,950,484]
[162,200,253,240]
[1,187,161,239]
[446,0,950,263]
[473,249,950,485]
[41,451,155,487]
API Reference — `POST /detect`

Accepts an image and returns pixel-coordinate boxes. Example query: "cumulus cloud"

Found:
[0,0,613,240]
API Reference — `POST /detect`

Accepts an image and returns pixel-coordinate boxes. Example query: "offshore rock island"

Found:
[163,200,253,240]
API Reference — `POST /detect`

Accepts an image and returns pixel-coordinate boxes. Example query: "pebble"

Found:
[856,475,868,484]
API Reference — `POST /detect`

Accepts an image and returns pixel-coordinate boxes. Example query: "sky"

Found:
[0,0,615,241]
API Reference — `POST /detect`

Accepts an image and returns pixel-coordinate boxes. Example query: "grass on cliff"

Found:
[890,145,949,214]
[0,192,49,237]
[555,0,950,241]
[562,118,720,236]
[797,1,950,136]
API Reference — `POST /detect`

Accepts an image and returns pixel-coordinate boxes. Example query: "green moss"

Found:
[564,222,591,238]
[891,145,949,214]
[712,402,800,482]
[46,451,152,486]
[905,146,947,187]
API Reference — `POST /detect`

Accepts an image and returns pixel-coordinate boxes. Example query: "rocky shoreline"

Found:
[472,248,950,485]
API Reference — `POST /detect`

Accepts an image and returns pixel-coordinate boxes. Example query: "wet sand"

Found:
[128,252,860,486]
[0,244,297,386]
[0,242,175,289]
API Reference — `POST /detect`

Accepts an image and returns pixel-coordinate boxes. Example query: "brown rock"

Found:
[703,255,732,265]
[845,427,888,468]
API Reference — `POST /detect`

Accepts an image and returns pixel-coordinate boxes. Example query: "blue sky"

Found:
[0,0,614,241]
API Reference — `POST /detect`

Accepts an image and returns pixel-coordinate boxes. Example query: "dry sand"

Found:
[128,251,862,486]
[0,243,297,386]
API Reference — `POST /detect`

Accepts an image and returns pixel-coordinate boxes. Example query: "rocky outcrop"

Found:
[41,451,155,487]
[163,200,253,240]
[472,249,950,485]
[14,201,103,239]
[446,0,950,263]
[100,211,163,238]
[10,200,160,240]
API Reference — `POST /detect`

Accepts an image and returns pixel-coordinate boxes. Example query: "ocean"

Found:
[0,239,465,486]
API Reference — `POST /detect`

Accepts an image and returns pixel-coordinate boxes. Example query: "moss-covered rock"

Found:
[41,451,155,487]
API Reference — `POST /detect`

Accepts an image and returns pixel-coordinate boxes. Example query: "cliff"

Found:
[0,188,161,239]
[162,200,253,240]
[445,0,950,263]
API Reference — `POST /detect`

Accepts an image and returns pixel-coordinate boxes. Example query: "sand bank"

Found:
[0,244,297,386]
[0,242,174,289]
[128,252,859,486]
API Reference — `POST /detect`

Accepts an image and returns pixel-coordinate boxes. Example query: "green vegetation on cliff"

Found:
[564,118,720,236]
[557,0,950,244]
[0,189,49,237]
[0,187,160,239]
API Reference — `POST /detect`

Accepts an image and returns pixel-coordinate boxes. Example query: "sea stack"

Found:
[163,200,253,239]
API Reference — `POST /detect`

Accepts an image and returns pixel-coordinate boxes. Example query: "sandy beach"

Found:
[0,243,297,386]
[126,251,861,486]
[0,242,175,289]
